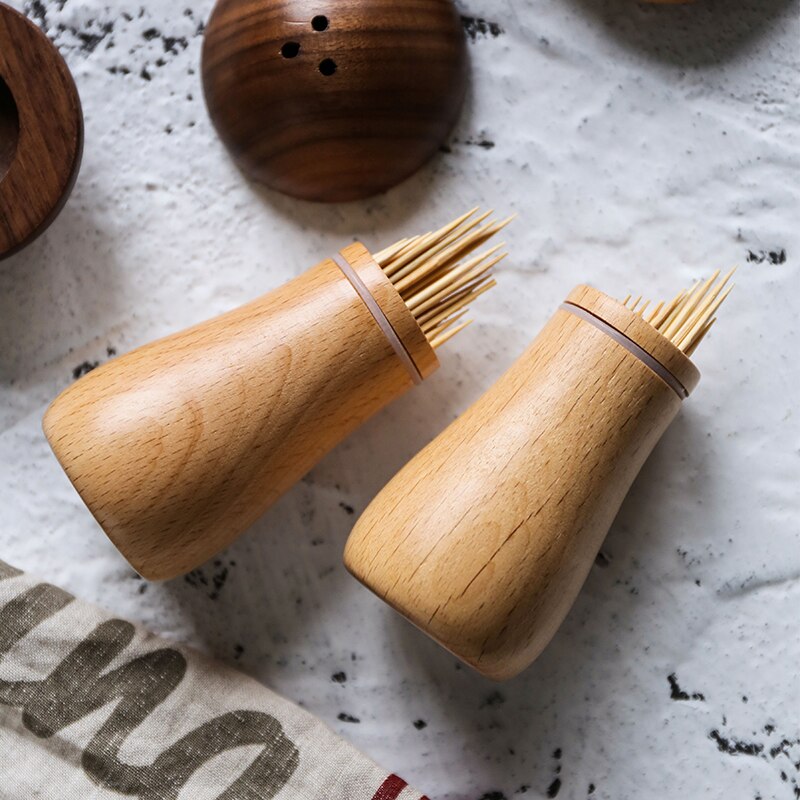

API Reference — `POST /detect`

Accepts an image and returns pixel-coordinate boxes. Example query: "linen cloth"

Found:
[0,559,426,800]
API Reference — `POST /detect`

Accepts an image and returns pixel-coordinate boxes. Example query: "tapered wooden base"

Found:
[345,286,700,680]
[44,243,437,580]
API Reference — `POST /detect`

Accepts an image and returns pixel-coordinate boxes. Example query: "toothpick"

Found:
[375,208,511,348]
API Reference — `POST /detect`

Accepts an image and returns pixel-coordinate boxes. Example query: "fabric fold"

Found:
[0,560,427,800]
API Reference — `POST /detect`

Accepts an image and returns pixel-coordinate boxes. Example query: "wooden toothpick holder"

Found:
[345,285,702,681]
[44,243,438,580]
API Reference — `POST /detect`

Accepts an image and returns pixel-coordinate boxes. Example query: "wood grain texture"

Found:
[43,243,437,580]
[0,2,83,259]
[345,287,698,680]
[567,285,700,394]
[0,76,17,181]
[201,0,467,202]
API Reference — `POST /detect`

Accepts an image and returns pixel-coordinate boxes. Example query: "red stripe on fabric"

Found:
[371,774,408,800]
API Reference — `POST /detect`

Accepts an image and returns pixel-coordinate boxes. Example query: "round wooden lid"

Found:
[201,0,467,202]
[0,3,83,260]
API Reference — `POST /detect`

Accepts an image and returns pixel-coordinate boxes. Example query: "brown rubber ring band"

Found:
[560,302,688,399]
[332,250,423,385]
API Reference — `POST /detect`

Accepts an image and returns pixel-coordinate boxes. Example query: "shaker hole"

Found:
[0,76,19,182]
[281,41,300,58]
[318,58,337,76]
[311,15,329,31]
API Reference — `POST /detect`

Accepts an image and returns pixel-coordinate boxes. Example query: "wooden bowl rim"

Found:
[0,3,83,260]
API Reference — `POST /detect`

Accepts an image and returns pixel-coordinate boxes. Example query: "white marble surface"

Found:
[2,0,800,797]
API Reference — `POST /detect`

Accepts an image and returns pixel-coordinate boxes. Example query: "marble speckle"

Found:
[1,0,799,798]
[668,673,706,702]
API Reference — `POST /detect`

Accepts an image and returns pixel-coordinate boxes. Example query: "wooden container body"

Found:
[44,243,436,580]
[345,291,695,680]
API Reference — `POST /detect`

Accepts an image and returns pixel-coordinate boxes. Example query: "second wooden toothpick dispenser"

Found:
[345,275,734,680]
[43,210,508,581]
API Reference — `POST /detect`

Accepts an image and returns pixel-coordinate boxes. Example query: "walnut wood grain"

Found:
[345,287,698,680]
[201,0,467,202]
[0,2,83,259]
[0,76,17,181]
[43,243,437,581]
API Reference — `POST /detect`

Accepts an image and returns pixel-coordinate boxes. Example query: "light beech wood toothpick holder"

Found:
[44,243,438,580]
[345,285,707,680]
[43,205,508,581]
